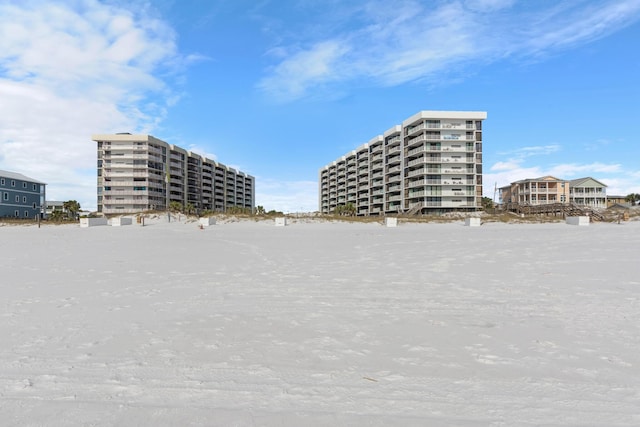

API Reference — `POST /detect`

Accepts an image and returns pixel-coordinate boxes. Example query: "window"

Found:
[0,178,4,185]
[3,193,7,201]
[32,184,37,190]
[33,203,37,209]
[23,182,27,188]
[23,196,27,203]
[24,210,29,218]
[15,195,19,202]
[11,180,16,187]
[14,210,19,217]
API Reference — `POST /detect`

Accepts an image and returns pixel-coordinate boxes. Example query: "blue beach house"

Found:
[0,169,47,218]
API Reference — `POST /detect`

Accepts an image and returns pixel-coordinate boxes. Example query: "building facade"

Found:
[499,176,607,208]
[500,176,570,206]
[92,134,255,215]
[45,201,65,217]
[319,111,486,215]
[0,169,46,218]
[569,177,607,208]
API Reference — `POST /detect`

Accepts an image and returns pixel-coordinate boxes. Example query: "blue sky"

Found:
[1,0,639,212]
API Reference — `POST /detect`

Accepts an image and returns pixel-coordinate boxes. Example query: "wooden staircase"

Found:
[402,203,424,217]
[505,202,605,222]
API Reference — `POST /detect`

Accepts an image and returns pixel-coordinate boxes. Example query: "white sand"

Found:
[1,218,639,426]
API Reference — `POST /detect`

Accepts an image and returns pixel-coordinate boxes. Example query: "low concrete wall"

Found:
[199,217,216,227]
[566,216,590,226]
[465,218,481,227]
[385,217,398,227]
[111,217,132,227]
[80,217,108,228]
[275,217,287,227]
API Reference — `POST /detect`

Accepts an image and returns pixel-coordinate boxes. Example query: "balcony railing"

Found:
[407,146,428,156]
[442,168,474,174]
[386,145,402,154]
[386,165,402,173]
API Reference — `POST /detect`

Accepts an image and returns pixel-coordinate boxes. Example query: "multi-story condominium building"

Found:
[0,169,46,218]
[500,176,569,205]
[92,134,255,215]
[319,110,487,215]
[499,175,607,208]
[569,177,607,208]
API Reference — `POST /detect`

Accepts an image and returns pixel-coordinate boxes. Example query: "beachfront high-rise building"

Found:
[319,111,486,215]
[92,134,254,215]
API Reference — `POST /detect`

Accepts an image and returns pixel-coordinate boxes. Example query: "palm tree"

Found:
[63,200,81,220]
[344,203,356,216]
[334,203,356,216]
[169,201,183,212]
[49,210,65,222]
[625,193,640,206]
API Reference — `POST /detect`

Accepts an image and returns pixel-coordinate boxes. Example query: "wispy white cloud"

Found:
[490,144,562,172]
[517,145,562,157]
[463,0,516,12]
[490,160,522,172]
[0,0,183,210]
[522,0,640,54]
[258,40,351,101]
[547,162,622,177]
[258,0,640,101]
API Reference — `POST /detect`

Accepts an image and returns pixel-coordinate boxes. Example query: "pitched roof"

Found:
[569,176,607,188]
[512,175,565,184]
[0,169,46,185]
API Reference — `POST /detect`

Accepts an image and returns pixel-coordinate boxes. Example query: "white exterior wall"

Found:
[93,134,255,215]
[319,111,486,215]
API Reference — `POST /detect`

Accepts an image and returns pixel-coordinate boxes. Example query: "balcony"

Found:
[407,146,428,156]
[386,165,402,174]
[386,145,402,154]
[102,197,149,204]
[442,179,472,185]
[387,155,402,165]
[407,168,432,178]
[441,145,474,152]
[406,135,426,148]
[406,157,428,168]
[442,168,474,174]
[103,190,150,196]
[103,170,150,178]
[406,123,426,136]
[407,179,443,188]
[386,135,401,144]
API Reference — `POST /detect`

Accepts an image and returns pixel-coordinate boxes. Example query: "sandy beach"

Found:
[1,218,639,426]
